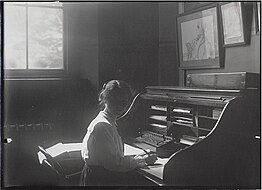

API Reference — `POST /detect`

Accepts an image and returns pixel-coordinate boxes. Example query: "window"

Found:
[4,2,66,78]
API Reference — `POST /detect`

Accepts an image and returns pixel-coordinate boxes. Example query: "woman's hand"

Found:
[134,157,147,168]
[134,153,158,166]
[145,153,158,165]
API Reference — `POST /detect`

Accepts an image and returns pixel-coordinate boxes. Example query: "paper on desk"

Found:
[46,143,83,157]
[46,143,64,157]
[140,158,169,180]
[46,143,145,158]
[124,144,150,156]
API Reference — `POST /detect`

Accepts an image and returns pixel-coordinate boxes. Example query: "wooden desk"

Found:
[138,158,168,186]
[124,140,169,186]
[38,142,168,186]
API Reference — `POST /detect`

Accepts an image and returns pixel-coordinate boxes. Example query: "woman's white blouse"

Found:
[81,111,137,172]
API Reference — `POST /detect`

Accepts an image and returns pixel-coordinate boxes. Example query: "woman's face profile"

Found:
[107,93,130,117]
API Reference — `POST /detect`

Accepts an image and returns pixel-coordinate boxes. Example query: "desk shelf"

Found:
[140,96,224,147]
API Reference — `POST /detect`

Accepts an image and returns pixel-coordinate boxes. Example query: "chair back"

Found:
[38,146,65,178]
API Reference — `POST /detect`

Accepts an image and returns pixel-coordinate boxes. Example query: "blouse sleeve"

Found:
[92,122,138,172]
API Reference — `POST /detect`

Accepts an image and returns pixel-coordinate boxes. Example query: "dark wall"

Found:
[65,3,99,87]
[159,2,180,86]
[3,79,98,186]
[97,2,180,89]
[4,79,97,140]
[65,2,160,91]
[98,2,159,92]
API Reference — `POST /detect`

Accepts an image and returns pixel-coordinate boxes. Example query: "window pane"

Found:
[28,2,63,7]
[4,5,27,69]
[28,7,63,69]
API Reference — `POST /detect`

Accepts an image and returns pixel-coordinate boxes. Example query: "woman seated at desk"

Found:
[81,80,157,186]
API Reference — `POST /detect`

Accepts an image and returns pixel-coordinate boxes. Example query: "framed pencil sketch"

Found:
[177,4,223,69]
[220,2,247,47]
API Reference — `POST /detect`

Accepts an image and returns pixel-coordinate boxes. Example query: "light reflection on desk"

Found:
[43,142,149,157]
[46,143,83,157]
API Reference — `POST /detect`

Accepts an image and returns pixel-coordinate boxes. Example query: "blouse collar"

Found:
[101,109,117,128]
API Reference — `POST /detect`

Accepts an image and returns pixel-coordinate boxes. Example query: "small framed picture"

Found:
[220,2,248,47]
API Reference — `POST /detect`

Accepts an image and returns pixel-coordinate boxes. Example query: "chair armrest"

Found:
[65,171,82,179]
[38,151,45,164]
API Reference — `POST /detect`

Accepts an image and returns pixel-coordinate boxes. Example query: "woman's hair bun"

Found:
[98,80,133,109]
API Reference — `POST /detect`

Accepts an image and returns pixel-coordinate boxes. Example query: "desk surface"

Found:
[44,142,149,157]
[139,158,168,186]
[40,142,168,186]
[123,139,169,185]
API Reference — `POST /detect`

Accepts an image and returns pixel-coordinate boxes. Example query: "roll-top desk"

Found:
[127,72,260,187]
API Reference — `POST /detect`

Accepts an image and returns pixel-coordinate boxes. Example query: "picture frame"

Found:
[184,2,213,12]
[255,2,260,34]
[177,4,223,69]
[220,2,248,47]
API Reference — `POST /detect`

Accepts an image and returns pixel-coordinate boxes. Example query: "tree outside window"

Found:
[4,2,65,76]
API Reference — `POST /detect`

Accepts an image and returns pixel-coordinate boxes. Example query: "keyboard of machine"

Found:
[136,131,172,147]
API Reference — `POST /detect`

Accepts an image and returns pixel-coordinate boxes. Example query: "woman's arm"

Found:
[92,123,145,172]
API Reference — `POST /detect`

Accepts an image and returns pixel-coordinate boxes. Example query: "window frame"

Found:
[3,2,68,79]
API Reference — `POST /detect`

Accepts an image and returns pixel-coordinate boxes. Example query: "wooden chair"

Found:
[38,146,82,186]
